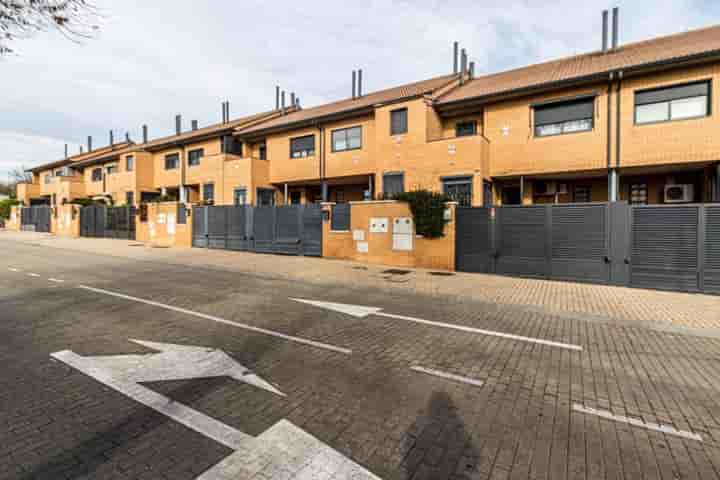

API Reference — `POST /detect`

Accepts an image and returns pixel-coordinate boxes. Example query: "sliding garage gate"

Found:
[20,206,51,233]
[456,202,720,295]
[192,204,322,257]
[80,205,136,240]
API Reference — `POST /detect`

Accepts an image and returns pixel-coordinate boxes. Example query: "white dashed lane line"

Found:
[48,278,65,283]
[27,273,40,278]
[573,404,703,441]
[410,366,485,387]
[8,268,20,272]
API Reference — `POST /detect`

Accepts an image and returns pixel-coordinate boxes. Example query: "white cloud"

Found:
[0,0,715,174]
[0,131,72,178]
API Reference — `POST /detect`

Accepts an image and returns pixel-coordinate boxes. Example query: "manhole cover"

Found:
[381,269,411,275]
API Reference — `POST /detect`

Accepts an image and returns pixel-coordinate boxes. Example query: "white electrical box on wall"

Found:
[352,230,365,241]
[369,218,388,233]
[357,242,369,253]
[392,217,413,251]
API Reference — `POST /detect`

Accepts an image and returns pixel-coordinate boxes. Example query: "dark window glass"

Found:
[258,142,267,160]
[126,191,134,206]
[534,97,594,137]
[203,183,214,203]
[455,121,477,137]
[390,108,408,135]
[257,188,275,206]
[630,183,648,204]
[290,191,301,204]
[290,135,315,158]
[188,149,204,166]
[573,185,592,203]
[334,188,345,203]
[222,136,243,155]
[443,177,473,207]
[126,155,134,172]
[634,80,710,124]
[233,188,247,205]
[383,173,404,199]
[91,168,103,182]
[106,164,118,175]
[331,126,362,152]
[165,153,179,170]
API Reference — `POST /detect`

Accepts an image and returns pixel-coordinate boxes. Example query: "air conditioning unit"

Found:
[534,181,557,196]
[664,184,694,203]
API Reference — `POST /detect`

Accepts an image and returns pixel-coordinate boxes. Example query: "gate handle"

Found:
[603,256,611,264]
[491,251,500,259]
[624,258,631,265]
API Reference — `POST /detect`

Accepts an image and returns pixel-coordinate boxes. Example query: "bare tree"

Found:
[8,165,32,184]
[1,1,100,55]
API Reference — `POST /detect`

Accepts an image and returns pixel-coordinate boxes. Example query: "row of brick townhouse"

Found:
[18,12,720,208]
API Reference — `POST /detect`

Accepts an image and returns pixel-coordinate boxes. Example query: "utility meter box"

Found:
[392,217,413,251]
[369,217,388,233]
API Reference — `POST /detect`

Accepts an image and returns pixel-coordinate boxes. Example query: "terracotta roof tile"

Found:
[436,24,720,105]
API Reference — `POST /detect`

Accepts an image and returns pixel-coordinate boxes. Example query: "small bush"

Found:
[0,198,20,219]
[394,189,449,238]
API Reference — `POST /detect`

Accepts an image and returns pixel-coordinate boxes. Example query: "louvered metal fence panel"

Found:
[331,203,351,232]
[631,206,699,292]
[496,206,548,278]
[253,206,275,253]
[226,206,250,251]
[274,206,301,255]
[704,206,720,295]
[551,204,609,283]
[455,208,493,273]
[301,204,323,257]
[207,206,228,249]
[192,206,208,248]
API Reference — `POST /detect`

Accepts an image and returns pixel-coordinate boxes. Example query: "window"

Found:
[334,188,345,203]
[126,155,134,172]
[630,183,648,205]
[390,108,408,135]
[290,135,315,158]
[44,173,53,184]
[443,177,473,207]
[635,80,710,124]
[290,191,301,204]
[203,183,214,203]
[455,121,477,137]
[258,142,267,160]
[91,168,103,182]
[257,188,275,206]
[233,188,247,205]
[165,153,179,170]
[534,97,594,137]
[106,164,118,175]
[331,126,362,152]
[573,185,592,203]
[221,136,243,155]
[126,191,134,206]
[188,148,204,167]
[383,173,404,199]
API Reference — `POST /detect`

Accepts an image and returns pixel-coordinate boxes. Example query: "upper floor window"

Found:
[165,153,179,170]
[534,97,594,137]
[44,173,53,184]
[290,135,315,158]
[635,80,710,125]
[188,148,204,167]
[258,141,267,160]
[126,155,134,172]
[382,172,404,199]
[390,108,408,135]
[203,183,214,203]
[455,121,477,137]
[221,136,243,155]
[331,126,362,152]
[91,168,103,182]
[106,164,118,175]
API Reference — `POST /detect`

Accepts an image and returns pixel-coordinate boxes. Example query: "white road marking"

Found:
[27,273,40,277]
[410,366,484,387]
[80,286,351,355]
[292,298,583,352]
[52,340,379,480]
[8,267,20,272]
[48,278,64,283]
[573,404,703,441]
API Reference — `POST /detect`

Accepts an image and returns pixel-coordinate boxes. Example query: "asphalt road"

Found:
[1,239,720,479]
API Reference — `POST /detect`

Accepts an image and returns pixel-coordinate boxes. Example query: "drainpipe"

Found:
[611,70,623,202]
[284,184,289,204]
[520,176,525,204]
[607,72,614,201]
[715,163,720,202]
[319,124,327,202]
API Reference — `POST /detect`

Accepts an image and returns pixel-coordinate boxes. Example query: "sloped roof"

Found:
[436,24,720,106]
[28,142,133,173]
[238,74,458,136]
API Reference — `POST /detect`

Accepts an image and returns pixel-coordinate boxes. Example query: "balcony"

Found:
[40,175,86,201]
[16,182,41,203]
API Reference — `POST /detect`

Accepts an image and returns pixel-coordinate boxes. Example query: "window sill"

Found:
[533,128,594,139]
[634,114,709,127]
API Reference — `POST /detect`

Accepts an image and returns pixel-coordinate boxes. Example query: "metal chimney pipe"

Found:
[602,10,609,52]
[80,146,84,154]
[109,130,114,146]
[64,144,68,159]
[460,49,467,84]
[225,101,230,123]
[87,136,92,152]
[352,70,357,99]
[295,96,301,108]
[290,92,295,107]
[612,7,619,49]
[125,132,131,143]
[358,69,363,97]
[191,120,198,131]
[453,41,459,74]
[281,90,286,114]
[469,61,475,79]
[175,115,182,135]
[275,86,280,110]
[142,125,148,143]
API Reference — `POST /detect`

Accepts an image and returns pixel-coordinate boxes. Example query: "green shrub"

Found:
[394,189,449,238]
[0,198,20,219]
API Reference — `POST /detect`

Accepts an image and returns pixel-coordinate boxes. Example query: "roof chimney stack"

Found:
[64,144,68,159]
[109,130,114,147]
[460,48,467,84]
[352,70,357,99]
[358,69,363,97]
[175,115,182,135]
[125,132,131,143]
[295,96,301,108]
[80,145,84,154]
[290,92,296,107]
[275,85,280,110]
[453,41,459,74]
[469,61,475,79]
[281,90,286,115]
[192,120,198,131]
[142,125,148,144]
[87,136,92,152]
[601,10,609,52]
[612,7,619,50]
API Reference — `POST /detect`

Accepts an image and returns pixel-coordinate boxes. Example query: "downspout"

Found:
[614,70,623,202]
[319,124,327,202]
[606,72,614,201]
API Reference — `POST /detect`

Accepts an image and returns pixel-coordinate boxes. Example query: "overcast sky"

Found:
[1,0,718,179]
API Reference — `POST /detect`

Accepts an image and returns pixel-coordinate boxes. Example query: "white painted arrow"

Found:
[291,298,582,351]
[52,340,380,479]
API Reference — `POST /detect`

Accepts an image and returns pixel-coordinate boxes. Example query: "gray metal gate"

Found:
[455,208,493,273]
[20,206,51,233]
[551,204,610,283]
[80,205,135,240]
[495,206,549,278]
[192,204,322,256]
[705,205,720,294]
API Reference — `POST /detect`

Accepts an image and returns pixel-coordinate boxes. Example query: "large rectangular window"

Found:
[534,97,594,137]
[443,177,473,207]
[165,153,179,170]
[91,168,102,182]
[203,183,214,203]
[635,80,710,124]
[331,126,362,152]
[290,135,315,158]
[106,164,118,175]
[455,121,477,137]
[382,172,404,199]
[188,148,204,166]
[126,155,134,172]
[258,141,267,160]
[390,108,408,135]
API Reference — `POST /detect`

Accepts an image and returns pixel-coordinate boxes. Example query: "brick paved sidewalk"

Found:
[3,230,720,331]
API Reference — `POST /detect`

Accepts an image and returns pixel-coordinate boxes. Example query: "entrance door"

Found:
[257,188,275,206]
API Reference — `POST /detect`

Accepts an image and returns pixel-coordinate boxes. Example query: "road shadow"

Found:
[402,391,478,479]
